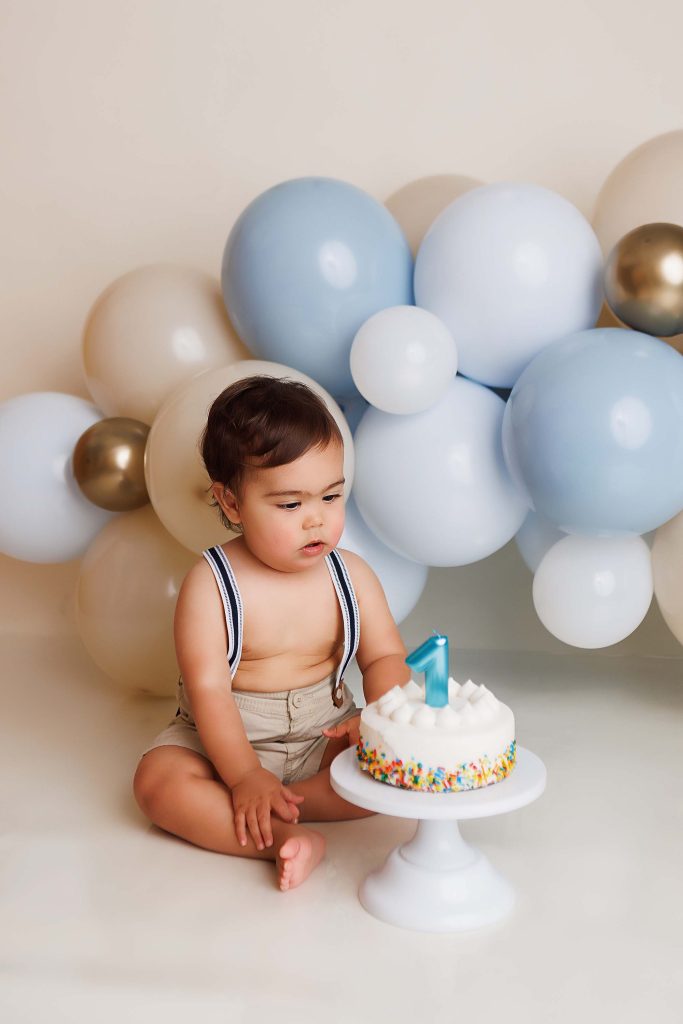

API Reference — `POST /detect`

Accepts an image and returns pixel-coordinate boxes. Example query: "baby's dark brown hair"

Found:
[201,375,344,531]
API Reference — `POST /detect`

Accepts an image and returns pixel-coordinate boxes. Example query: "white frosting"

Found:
[360,676,515,768]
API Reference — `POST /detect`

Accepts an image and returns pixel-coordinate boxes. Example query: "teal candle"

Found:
[405,632,449,707]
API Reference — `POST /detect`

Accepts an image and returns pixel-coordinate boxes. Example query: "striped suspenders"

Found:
[202,545,243,680]
[199,545,360,704]
[324,548,361,706]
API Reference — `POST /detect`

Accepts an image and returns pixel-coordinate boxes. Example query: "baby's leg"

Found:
[133,746,324,890]
[288,735,376,823]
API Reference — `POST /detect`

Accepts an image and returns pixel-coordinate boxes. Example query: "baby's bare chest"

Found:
[238,572,344,659]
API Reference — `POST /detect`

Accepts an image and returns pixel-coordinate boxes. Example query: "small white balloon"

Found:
[515,509,566,572]
[414,183,603,388]
[353,376,529,566]
[0,392,114,563]
[533,534,653,648]
[340,497,428,623]
[350,305,458,414]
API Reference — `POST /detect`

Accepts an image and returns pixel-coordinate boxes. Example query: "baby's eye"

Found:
[277,501,300,510]
[323,493,342,503]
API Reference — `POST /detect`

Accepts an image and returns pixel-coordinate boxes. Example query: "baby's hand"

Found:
[322,714,361,750]
[230,767,305,851]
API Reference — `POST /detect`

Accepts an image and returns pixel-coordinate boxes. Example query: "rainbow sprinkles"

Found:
[357,738,517,793]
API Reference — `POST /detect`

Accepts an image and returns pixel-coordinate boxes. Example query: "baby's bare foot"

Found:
[276,830,326,891]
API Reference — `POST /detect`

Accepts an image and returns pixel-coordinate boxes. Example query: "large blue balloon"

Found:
[502,328,683,535]
[221,178,413,397]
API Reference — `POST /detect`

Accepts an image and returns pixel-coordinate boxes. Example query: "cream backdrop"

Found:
[2,0,683,656]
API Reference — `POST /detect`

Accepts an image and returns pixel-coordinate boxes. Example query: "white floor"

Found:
[2,633,682,1023]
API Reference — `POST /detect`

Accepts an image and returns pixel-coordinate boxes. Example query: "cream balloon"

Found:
[593,130,683,259]
[145,360,355,553]
[76,505,198,695]
[595,301,623,329]
[83,264,251,424]
[652,511,683,647]
[385,174,483,257]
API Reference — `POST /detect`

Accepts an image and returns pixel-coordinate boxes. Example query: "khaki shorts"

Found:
[139,670,359,785]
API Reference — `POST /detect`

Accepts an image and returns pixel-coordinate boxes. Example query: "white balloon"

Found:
[515,510,566,572]
[350,305,458,414]
[340,497,428,623]
[533,535,653,648]
[0,392,114,563]
[414,183,603,388]
[353,376,529,566]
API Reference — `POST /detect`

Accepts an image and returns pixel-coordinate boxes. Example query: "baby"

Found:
[133,375,410,891]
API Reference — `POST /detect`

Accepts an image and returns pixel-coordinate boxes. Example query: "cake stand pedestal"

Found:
[330,745,546,933]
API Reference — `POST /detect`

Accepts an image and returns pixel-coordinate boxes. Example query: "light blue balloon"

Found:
[353,376,528,567]
[502,327,683,535]
[340,497,427,624]
[222,177,414,397]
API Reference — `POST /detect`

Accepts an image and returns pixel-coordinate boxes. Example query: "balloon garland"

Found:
[3,130,683,694]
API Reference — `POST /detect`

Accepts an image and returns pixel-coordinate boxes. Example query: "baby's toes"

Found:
[277,837,299,890]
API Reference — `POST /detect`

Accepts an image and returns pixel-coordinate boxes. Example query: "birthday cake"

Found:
[357,677,516,793]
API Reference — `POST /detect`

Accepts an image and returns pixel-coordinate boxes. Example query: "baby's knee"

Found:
[133,754,180,818]
[133,755,161,814]
[133,746,216,819]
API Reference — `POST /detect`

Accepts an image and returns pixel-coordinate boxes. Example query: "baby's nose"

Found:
[303,508,323,528]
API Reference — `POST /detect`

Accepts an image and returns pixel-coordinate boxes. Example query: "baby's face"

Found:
[229,441,346,572]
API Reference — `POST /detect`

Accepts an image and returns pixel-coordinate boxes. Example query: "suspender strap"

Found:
[202,545,243,679]
[325,549,360,705]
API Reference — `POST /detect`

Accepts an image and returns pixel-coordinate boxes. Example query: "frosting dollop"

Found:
[374,676,499,731]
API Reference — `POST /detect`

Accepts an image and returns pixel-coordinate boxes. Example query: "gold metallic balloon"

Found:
[604,223,683,337]
[73,417,150,511]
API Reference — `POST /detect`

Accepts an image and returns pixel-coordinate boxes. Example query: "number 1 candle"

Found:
[405,631,449,707]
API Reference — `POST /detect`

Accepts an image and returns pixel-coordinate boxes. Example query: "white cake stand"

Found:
[330,745,546,933]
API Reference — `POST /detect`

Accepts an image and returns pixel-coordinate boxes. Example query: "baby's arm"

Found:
[322,551,410,750]
[174,561,303,848]
[338,549,411,703]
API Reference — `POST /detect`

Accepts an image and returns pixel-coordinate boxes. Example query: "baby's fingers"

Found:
[272,794,299,823]
[281,785,305,805]
[246,807,266,851]
[322,723,347,738]
[234,809,248,848]
[257,803,274,848]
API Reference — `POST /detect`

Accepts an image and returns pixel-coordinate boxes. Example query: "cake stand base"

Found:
[330,745,546,933]
[359,819,514,932]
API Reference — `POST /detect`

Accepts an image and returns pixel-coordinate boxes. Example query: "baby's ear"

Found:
[212,483,241,525]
